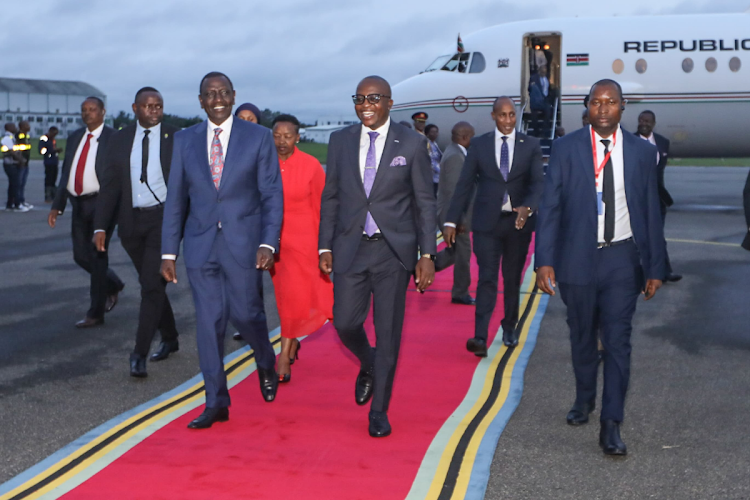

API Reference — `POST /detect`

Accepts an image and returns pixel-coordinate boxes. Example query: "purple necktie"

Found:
[499,136,509,204]
[363,131,379,236]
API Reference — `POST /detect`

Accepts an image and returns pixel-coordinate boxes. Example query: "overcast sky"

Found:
[1,0,745,123]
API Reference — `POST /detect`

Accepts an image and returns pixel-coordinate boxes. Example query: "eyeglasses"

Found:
[352,94,391,105]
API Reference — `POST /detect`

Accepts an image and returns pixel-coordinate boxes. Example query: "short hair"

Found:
[639,109,656,120]
[424,124,438,135]
[272,113,301,133]
[135,86,160,101]
[84,96,105,109]
[493,95,514,110]
[49,126,59,133]
[583,95,590,108]
[588,79,623,101]
[200,72,233,93]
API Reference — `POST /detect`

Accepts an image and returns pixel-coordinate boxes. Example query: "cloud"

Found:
[0,0,735,123]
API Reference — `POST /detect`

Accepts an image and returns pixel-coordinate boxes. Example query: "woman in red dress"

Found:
[271,114,333,382]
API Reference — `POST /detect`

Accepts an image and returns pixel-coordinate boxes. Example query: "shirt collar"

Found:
[208,115,233,133]
[495,127,516,143]
[361,117,390,139]
[592,124,621,144]
[85,123,105,139]
[136,121,161,137]
[456,143,467,155]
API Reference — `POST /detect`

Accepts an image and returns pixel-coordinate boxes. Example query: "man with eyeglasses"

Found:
[160,72,283,429]
[319,76,436,437]
[93,87,180,378]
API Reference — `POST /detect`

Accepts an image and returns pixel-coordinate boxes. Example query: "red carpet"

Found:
[62,242,532,500]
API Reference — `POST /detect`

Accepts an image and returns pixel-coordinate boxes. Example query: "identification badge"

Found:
[597,192,604,215]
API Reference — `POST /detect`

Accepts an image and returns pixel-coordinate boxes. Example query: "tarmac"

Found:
[1,162,749,498]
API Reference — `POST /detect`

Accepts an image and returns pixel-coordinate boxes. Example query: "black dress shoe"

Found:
[599,419,627,455]
[355,368,374,406]
[129,353,147,378]
[150,340,179,362]
[257,367,278,402]
[466,337,488,357]
[502,329,519,347]
[368,410,392,438]
[451,295,476,305]
[665,273,683,283]
[187,407,229,429]
[76,316,103,328]
[232,331,242,341]
[105,285,124,313]
[567,399,596,426]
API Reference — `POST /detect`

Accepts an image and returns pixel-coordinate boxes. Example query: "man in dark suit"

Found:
[444,97,544,355]
[435,121,475,305]
[529,65,555,138]
[637,110,681,282]
[161,72,283,429]
[319,76,436,437]
[93,87,180,378]
[536,79,665,456]
[743,170,750,251]
[48,97,125,328]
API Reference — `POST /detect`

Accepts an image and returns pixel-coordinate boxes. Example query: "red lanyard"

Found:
[591,127,616,183]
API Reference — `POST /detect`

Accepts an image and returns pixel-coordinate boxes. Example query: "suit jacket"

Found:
[52,125,115,214]
[94,123,179,238]
[319,121,437,274]
[437,143,471,230]
[446,131,544,233]
[535,127,666,285]
[161,119,283,269]
[742,170,750,251]
[636,131,672,207]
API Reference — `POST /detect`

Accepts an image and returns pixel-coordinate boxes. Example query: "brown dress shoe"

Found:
[76,317,103,328]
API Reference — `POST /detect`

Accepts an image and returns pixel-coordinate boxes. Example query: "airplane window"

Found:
[729,57,741,72]
[635,58,647,74]
[442,52,471,73]
[469,52,486,73]
[705,57,717,73]
[425,55,451,72]
[682,58,694,73]
[612,59,624,74]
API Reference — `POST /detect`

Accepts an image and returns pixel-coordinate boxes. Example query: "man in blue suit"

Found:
[536,79,665,456]
[161,72,283,429]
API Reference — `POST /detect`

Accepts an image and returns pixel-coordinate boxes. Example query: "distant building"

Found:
[0,77,109,138]
[301,116,357,144]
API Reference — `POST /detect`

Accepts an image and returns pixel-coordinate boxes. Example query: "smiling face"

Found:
[354,77,392,130]
[637,112,655,137]
[588,83,623,138]
[199,75,235,124]
[132,91,163,129]
[491,97,516,136]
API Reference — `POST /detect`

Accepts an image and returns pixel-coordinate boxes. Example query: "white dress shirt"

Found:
[163,115,273,261]
[131,122,167,208]
[593,125,633,243]
[67,123,104,197]
[457,144,467,156]
[540,76,549,97]
[495,127,516,212]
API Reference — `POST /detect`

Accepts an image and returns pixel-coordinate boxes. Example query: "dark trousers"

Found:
[70,195,125,319]
[18,166,29,204]
[333,237,411,413]
[558,240,642,423]
[435,230,472,299]
[120,206,178,357]
[660,202,673,277]
[473,213,533,340]
[531,105,552,138]
[44,161,59,201]
[185,231,274,409]
[4,164,20,209]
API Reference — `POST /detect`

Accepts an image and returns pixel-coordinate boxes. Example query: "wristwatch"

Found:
[421,254,435,261]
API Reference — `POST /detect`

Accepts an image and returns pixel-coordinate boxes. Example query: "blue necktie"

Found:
[363,131,379,236]
[499,136,509,204]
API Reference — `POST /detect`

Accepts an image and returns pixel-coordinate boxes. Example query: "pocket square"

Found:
[390,156,407,167]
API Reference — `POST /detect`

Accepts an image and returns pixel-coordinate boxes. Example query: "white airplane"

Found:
[391,12,750,157]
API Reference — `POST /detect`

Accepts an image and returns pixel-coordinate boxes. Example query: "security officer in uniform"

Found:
[39,126,63,202]
[2,123,28,212]
[15,121,33,209]
[412,111,428,135]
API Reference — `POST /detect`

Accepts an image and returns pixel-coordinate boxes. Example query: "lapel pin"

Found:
[520,139,524,143]
[394,140,400,143]
[164,133,169,138]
